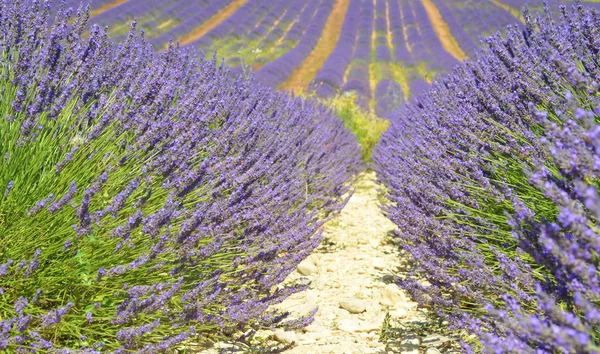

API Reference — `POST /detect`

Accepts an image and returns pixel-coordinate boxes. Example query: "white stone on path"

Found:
[339,298,367,314]
[338,318,360,332]
[372,257,386,270]
[296,259,318,276]
[380,283,406,307]
[274,330,297,344]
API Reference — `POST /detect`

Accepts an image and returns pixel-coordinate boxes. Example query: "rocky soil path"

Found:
[267,171,455,354]
[204,171,455,353]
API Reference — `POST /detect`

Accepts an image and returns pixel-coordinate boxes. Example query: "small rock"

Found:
[400,350,419,354]
[255,329,274,339]
[298,337,317,345]
[338,318,360,332]
[380,284,405,307]
[425,349,442,354]
[303,324,324,333]
[356,322,380,333]
[397,301,418,311]
[274,330,297,344]
[369,239,380,248]
[339,298,367,314]
[372,257,386,270]
[357,238,368,245]
[390,307,408,319]
[422,334,451,348]
[297,260,318,276]
[197,349,218,354]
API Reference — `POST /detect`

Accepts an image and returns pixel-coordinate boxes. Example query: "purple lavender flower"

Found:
[376,3,600,352]
[0,1,362,351]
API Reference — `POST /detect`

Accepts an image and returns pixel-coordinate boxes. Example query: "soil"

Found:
[177,0,249,48]
[203,171,458,353]
[419,0,468,61]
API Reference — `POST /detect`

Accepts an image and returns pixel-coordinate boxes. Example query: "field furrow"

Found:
[279,0,351,93]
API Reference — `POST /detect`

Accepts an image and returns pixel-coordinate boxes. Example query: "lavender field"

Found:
[3,0,600,353]
[62,0,600,118]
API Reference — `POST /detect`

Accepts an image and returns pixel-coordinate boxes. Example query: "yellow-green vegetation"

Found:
[327,92,389,161]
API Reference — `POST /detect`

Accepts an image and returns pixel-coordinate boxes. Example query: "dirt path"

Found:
[90,0,128,18]
[420,0,467,61]
[490,0,525,23]
[266,171,453,353]
[200,171,456,353]
[175,0,249,48]
[279,0,350,94]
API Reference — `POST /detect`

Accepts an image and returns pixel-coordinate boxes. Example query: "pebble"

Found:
[380,283,405,307]
[355,321,380,333]
[303,324,324,333]
[390,307,408,319]
[372,257,386,270]
[338,319,360,332]
[339,298,367,314]
[425,348,442,354]
[274,330,297,344]
[297,260,318,276]
[400,350,419,354]
[197,349,218,354]
[369,239,380,248]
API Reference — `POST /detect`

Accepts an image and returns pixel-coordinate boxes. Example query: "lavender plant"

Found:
[375,3,600,353]
[0,1,362,351]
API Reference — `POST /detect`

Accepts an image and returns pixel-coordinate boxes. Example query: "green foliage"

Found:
[327,92,389,161]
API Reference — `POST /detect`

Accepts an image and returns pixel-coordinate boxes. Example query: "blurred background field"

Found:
[65,0,599,109]
[59,0,600,158]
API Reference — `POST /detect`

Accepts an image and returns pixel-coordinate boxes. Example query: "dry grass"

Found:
[279,0,351,94]
[420,0,468,61]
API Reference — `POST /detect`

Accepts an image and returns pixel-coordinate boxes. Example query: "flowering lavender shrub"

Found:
[375,4,600,352]
[0,1,362,351]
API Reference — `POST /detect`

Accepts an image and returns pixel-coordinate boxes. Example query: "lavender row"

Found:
[262,0,308,46]
[308,0,363,99]
[220,0,281,55]
[376,4,600,352]
[341,0,374,110]
[429,0,476,55]
[0,1,362,351]
[411,0,457,71]
[189,0,264,49]
[388,0,411,65]
[255,0,333,88]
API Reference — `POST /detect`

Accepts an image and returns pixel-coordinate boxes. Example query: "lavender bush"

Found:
[376,4,600,352]
[308,0,362,99]
[0,1,362,351]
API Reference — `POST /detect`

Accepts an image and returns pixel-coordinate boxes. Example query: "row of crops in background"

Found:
[0,0,362,351]
[64,0,600,119]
